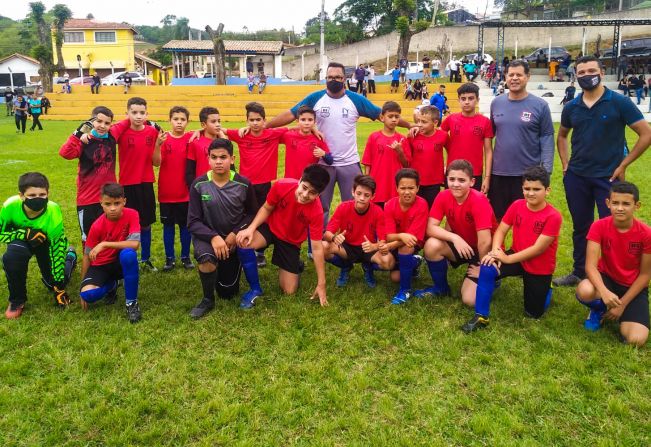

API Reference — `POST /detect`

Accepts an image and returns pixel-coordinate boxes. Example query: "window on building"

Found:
[63,32,84,43]
[95,31,116,43]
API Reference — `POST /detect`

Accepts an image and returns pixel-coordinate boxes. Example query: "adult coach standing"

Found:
[266,62,414,224]
[554,56,651,287]
[489,59,554,219]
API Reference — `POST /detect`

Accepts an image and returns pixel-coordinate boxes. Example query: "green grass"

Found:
[0,117,649,446]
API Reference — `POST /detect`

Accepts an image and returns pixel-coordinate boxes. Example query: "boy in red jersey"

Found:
[416,159,498,307]
[440,83,494,193]
[79,183,142,323]
[461,166,562,333]
[153,106,194,272]
[235,165,331,309]
[576,182,651,346]
[409,105,448,208]
[281,105,333,179]
[361,101,411,207]
[323,175,393,288]
[185,106,226,187]
[109,97,161,271]
[59,106,116,245]
[384,168,429,305]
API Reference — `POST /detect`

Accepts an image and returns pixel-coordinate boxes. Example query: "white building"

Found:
[0,53,41,88]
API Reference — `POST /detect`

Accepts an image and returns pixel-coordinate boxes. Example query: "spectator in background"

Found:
[5,87,14,116]
[430,84,449,117]
[561,81,576,105]
[367,64,376,94]
[28,92,43,131]
[257,58,264,74]
[12,94,28,133]
[258,73,267,94]
[422,55,431,82]
[432,56,442,83]
[91,72,101,94]
[123,72,132,94]
[354,64,366,89]
[399,57,408,83]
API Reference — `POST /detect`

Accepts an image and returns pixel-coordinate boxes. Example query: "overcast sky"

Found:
[3,0,494,33]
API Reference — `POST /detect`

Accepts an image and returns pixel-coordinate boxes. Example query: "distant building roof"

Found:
[162,40,284,55]
[0,53,40,66]
[62,18,137,33]
[135,53,163,68]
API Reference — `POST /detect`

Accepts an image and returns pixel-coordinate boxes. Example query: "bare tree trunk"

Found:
[397,30,414,63]
[206,24,227,85]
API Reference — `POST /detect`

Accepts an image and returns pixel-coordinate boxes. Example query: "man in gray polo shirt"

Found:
[489,59,555,219]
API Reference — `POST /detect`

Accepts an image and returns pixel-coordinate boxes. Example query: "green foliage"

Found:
[30,44,51,62]
[413,19,431,32]
[303,14,365,45]
[334,0,399,36]
[0,16,37,58]
[395,16,410,35]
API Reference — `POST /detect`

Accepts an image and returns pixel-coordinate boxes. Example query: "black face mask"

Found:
[577,74,601,91]
[24,197,48,212]
[326,80,345,94]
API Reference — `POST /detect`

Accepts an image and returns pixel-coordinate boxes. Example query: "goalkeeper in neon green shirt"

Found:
[1,172,75,319]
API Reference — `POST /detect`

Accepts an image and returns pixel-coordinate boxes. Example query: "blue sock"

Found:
[475,265,499,317]
[120,248,139,303]
[398,254,415,292]
[80,281,115,303]
[163,224,175,259]
[576,293,606,312]
[141,228,152,262]
[238,247,262,292]
[544,286,553,310]
[370,262,381,271]
[426,258,449,290]
[179,225,191,259]
[328,254,352,269]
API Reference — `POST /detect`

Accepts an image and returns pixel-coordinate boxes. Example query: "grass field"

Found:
[0,116,649,446]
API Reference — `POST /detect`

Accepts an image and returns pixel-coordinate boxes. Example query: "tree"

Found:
[394,0,430,63]
[28,1,55,93]
[303,14,364,45]
[51,4,72,77]
[206,24,226,85]
[86,13,94,19]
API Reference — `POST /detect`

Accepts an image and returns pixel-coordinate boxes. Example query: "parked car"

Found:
[463,53,494,64]
[523,47,570,63]
[383,62,423,75]
[68,76,95,85]
[102,71,156,86]
[602,37,651,58]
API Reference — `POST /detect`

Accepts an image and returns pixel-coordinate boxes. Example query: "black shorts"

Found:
[77,203,103,242]
[257,223,301,274]
[447,241,480,268]
[389,246,421,271]
[342,242,375,264]
[601,273,650,328]
[193,237,242,298]
[487,175,523,221]
[81,262,123,288]
[253,182,271,212]
[391,80,400,87]
[418,184,441,209]
[496,260,552,318]
[160,201,189,227]
[124,183,156,227]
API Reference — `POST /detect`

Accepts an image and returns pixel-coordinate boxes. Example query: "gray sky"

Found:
[3,0,494,33]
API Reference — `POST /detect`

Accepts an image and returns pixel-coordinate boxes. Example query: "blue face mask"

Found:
[90,129,109,139]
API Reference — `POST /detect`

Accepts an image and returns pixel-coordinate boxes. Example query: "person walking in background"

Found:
[5,87,14,116]
[12,94,28,134]
[367,64,376,94]
[28,92,43,131]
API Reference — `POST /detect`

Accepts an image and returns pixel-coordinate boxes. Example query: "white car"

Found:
[101,71,155,86]
[464,53,494,64]
[384,62,423,75]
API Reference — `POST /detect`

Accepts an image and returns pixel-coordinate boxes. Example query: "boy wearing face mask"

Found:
[1,173,73,319]
[554,56,651,288]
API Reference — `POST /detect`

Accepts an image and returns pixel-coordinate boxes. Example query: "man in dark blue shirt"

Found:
[554,56,651,287]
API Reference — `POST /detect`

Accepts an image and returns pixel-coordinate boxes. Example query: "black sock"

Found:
[199,270,217,301]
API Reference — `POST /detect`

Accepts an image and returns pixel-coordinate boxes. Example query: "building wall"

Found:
[52,29,135,73]
[0,58,41,83]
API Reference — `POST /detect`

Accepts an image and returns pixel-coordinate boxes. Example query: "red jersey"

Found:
[362,131,412,203]
[110,119,158,186]
[430,189,498,250]
[86,208,140,266]
[281,130,330,180]
[384,196,429,246]
[440,113,493,176]
[266,178,324,247]
[59,134,117,206]
[158,132,192,203]
[409,130,447,186]
[187,134,214,179]
[587,216,651,286]
[226,128,288,184]
[326,200,386,245]
[502,199,562,275]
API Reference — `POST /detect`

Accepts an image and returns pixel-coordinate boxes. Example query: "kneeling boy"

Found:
[80,183,142,323]
[575,182,650,347]
[236,164,331,308]
[186,139,258,318]
[462,166,562,333]
[323,175,394,288]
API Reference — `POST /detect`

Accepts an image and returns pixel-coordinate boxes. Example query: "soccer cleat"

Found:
[298,260,306,274]
[336,266,352,287]
[5,303,24,319]
[584,309,605,331]
[140,260,158,272]
[552,272,581,287]
[162,257,175,272]
[64,247,77,283]
[461,314,490,333]
[104,281,119,305]
[256,253,267,268]
[126,301,142,323]
[412,255,424,278]
[180,257,194,270]
[362,263,377,288]
[414,285,451,299]
[190,297,215,319]
[391,289,412,305]
[239,289,262,309]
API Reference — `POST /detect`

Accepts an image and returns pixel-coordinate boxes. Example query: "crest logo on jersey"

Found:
[520,111,532,122]
[533,220,545,235]
[319,107,330,118]
[146,136,154,146]
[465,212,474,224]
[514,214,522,227]
[473,126,483,136]
[278,198,288,209]
[342,108,349,118]
[629,241,642,255]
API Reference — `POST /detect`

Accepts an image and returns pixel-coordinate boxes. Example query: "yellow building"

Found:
[52,18,137,77]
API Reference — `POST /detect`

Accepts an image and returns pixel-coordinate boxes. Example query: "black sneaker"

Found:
[552,272,581,287]
[461,314,490,333]
[105,281,119,305]
[412,255,424,278]
[181,257,194,270]
[162,257,175,272]
[126,301,142,323]
[140,260,158,272]
[190,297,215,319]
[256,253,267,268]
